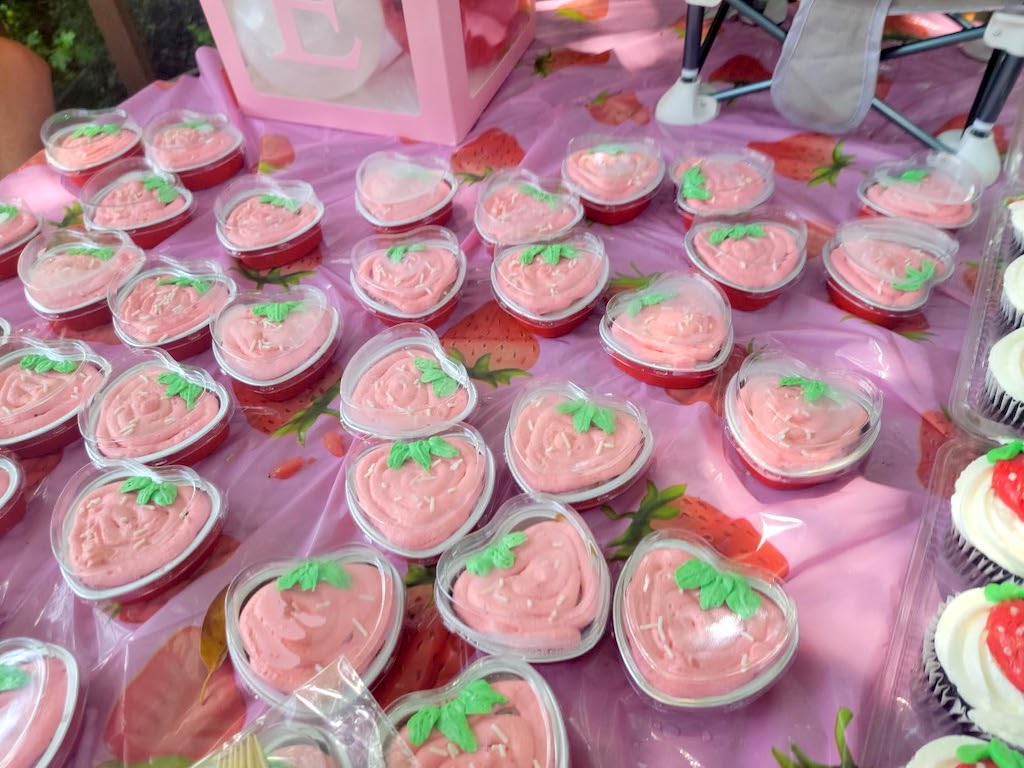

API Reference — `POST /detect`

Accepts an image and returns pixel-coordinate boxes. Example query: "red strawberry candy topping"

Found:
[984,582,1024,694]
[987,441,1024,523]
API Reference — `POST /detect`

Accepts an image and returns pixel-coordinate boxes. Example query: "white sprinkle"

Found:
[526,598,533,608]
[447,742,459,758]
[739,629,754,641]
[315,600,330,609]
[527,420,535,430]
[428,497,436,513]
[740,653,750,672]
[447,487,455,494]
[497,744,507,757]
[493,592,509,603]
[656,615,667,646]
[556,594,566,606]
[559,432,571,450]
[428,746,447,757]
[643,574,650,592]
[548,609,558,623]
[534,760,542,768]
[132,539,147,549]
[449,458,463,471]
[365,466,375,478]
[357,593,374,602]
[352,618,369,637]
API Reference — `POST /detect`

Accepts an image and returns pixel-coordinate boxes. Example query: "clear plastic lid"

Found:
[0,638,80,768]
[612,532,798,708]
[684,206,808,294]
[0,452,23,512]
[345,423,495,560]
[41,107,141,173]
[225,545,404,708]
[0,197,41,254]
[355,151,458,228]
[504,379,654,505]
[80,157,193,233]
[339,323,477,440]
[859,151,982,228]
[724,349,883,481]
[109,255,237,348]
[79,349,231,466]
[491,232,610,322]
[51,461,224,601]
[384,655,569,768]
[349,226,466,321]
[143,109,243,173]
[19,229,145,314]
[211,285,340,387]
[822,218,958,312]
[671,143,775,216]
[0,336,111,449]
[561,134,666,206]
[434,494,611,662]
[0,318,10,343]
[261,723,353,768]
[474,169,583,247]
[214,175,324,253]
[599,271,734,373]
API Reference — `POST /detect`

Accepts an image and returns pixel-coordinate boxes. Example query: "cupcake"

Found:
[0,338,110,458]
[599,272,733,388]
[41,107,142,185]
[81,158,194,249]
[491,232,609,337]
[0,453,27,537]
[1009,198,1024,250]
[226,547,403,706]
[212,286,340,401]
[504,380,653,508]
[51,463,225,603]
[0,638,83,768]
[671,145,774,223]
[859,152,981,230]
[339,324,476,439]
[823,218,957,327]
[110,258,236,360]
[924,582,1024,748]
[19,229,145,331]
[349,226,466,327]
[906,735,1021,768]
[613,533,798,708]
[684,206,807,310]
[724,350,883,488]
[143,109,244,190]
[384,656,569,768]
[560,136,665,224]
[355,152,458,233]
[1002,256,1024,329]
[81,352,231,467]
[986,329,1024,428]
[948,441,1024,584]
[474,170,582,248]
[435,494,610,661]
[0,198,41,280]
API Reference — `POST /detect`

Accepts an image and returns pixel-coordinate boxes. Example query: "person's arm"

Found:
[0,37,54,178]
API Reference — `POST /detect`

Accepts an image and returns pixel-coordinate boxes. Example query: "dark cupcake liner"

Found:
[944,524,1020,586]
[984,369,1024,428]
[1000,287,1024,330]
[921,602,983,736]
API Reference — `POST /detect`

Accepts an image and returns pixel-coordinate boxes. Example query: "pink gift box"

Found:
[198,0,536,144]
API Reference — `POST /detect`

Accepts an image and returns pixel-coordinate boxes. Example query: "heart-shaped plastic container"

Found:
[671,144,775,226]
[561,135,665,225]
[0,452,27,536]
[143,109,245,190]
[474,169,583,249]
[504,379,654,508]
[599,271,734,388]
[0,197,41,280]
[723,349,883,488]
[340,323,477,440]
[355,152,458,234]
[41,107,143,186]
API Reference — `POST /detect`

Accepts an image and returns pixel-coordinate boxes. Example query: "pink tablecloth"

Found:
[0,3,1009,765]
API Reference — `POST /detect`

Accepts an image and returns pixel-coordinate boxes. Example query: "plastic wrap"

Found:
[41,107,143,185]
[473,169,582,248]
[143,109,245,190]
[355,152,458,233]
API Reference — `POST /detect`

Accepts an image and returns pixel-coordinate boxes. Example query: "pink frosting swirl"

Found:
[149,123,239,170]
[496,246,603,316]
[90,179,188,229]
[216,302,333,382]
[24,245,142,311]
[565,147,661,203]
[355,246,459,315]
[610,296,727,368]
[674,157,768,214]
[828,239,943,308]
[478,183,578,244]
[692,224,801,289]
[49,126,139,170]
[0,656,69,768]
[864,173,974,227]
[0,358,103,440]
[66,479,212,589]
[223,195,319,249]
[0,467,10,501]
[117,275,230,343]
[0,207,37,252]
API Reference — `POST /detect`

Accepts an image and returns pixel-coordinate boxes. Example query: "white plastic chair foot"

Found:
[656,79,720,126]
[956,131,1001,187]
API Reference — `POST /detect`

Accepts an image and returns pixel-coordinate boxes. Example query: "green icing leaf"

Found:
[984,581,1024,604]
[0,204,19,221]
[407,706,440,746]
[674,559,718,589]
[414,357,460,399]
[466,532,528,576]
[778,375,840,404]
[518,243,578,266]
[387,437,460,470]
[517,183,560,208]
[955,739,1024,768]
[119,476,178,507]
[681,164,711,201]
[179,119,213,130]
[157,276,212,295]
[407,679,508,753]
[276,559,351,592]
[673,559,762,620]
[70,123,120,140]
[707,223,765,246]
[896,168,929,184]
[0,664,29,691]
[988,440,1024,463]
[63,245,114,260]
[384,244,427,263]
[156,371,205,410]
[625,290,674,317]
[20,354,77,374]
[142,175,181,206]
[258,194,301,214]
[891,260,937,292]
[556,397,617,434]
[251,301,302,323]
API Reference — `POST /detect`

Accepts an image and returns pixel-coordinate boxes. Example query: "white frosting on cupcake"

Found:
[951,455,1024,578]
[934,587,1024,747]
[1004,256,1024,316]
[905,735,986,768]
[988,329,1024,402]
[1009,200,1024,244]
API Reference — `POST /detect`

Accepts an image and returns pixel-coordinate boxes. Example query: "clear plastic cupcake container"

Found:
[81,157,195,249]
[51,461,226,603]
[143,109,245,190]
[823,218,958,327]
[355,152,458,234]
[560,135,665,225]
[599,272,734,388]
[612,532,798,710]
[41,107,143,186]
[504,379,654,509]
[684,206,807,310]
[225,546,404,708]
[215,175,325,269]
[671,144,775,226]
[260,723,353,768]
[349,226,466,328]
[858,151,982,230]
[339,323,477,440]
[80,349,232,467]
[474,169,583,249]
[19,229,145,331]
[0,637,85,768]
[383,655,569,768]
[0,317,10,342]
[211,285,341,402]
[491,231,610,338]
[345,424,495,561]
[0,452,27,536]
[109,255,237,360]
[0,336,111,458]
[0,197,41,280]
[435,493,611,662]
[723,349,883,489]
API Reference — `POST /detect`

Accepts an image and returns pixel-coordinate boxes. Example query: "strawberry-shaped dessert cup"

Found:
[355,152,458,234]
[143,109,245,190]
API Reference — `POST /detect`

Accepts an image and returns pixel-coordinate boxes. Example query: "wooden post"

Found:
[87,0,154,94]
